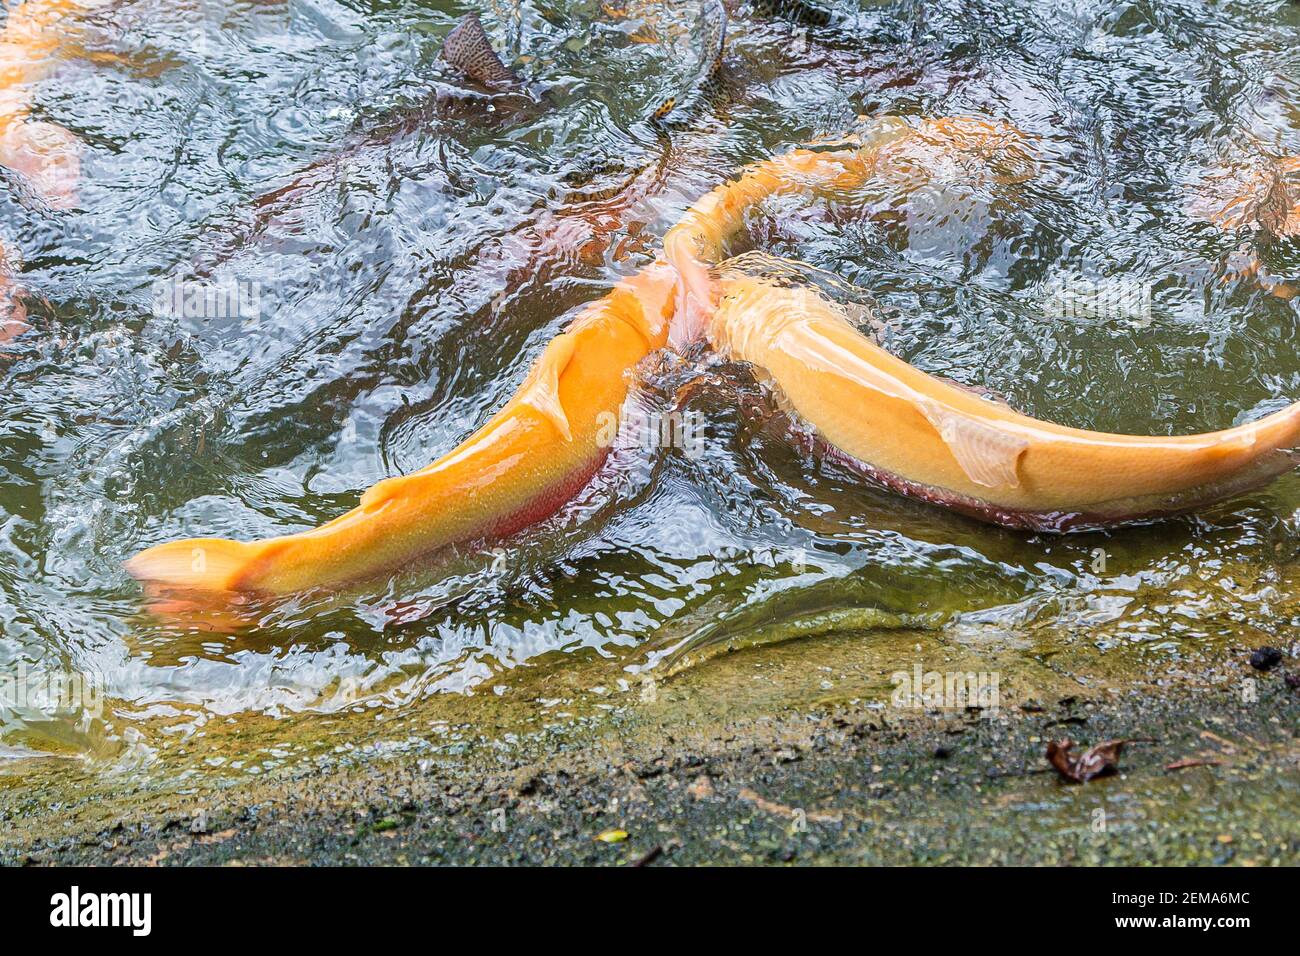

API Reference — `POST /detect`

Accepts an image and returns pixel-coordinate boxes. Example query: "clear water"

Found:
[2,0,1299,767]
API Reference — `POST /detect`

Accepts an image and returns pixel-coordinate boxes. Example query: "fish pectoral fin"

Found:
[512,331,578,441]
[359,473,415,510]
[920,401,1029,489]
[1209,425,1259,457]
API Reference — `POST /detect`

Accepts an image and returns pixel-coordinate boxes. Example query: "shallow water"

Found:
[2,0,1299,769]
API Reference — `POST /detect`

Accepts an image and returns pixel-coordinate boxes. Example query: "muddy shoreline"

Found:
[4,623,1297,866]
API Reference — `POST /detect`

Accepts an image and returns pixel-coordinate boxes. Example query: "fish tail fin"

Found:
[440,14,520,88]
[514,332,578,440]
[125,537,270,593]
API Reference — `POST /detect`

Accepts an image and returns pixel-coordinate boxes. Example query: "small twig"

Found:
[632,845,664,867]
[1165,758,1222,772]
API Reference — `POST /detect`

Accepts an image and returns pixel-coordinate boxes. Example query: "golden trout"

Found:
[126,263,677,596]
[668,118,1300,530]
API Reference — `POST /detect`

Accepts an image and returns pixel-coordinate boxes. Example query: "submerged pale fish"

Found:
[1189,154,1300,298]
[0,0,89,209]
[1192,155,1300,239]
[0,238,26,344]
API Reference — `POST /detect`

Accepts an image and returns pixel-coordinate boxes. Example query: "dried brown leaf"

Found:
[1045,738,1136,783]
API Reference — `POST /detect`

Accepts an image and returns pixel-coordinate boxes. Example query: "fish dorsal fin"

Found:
[919,400,1029,489]
[361,471,420,510]
[512,331,578,441]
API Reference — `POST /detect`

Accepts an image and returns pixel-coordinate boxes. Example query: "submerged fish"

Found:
[126,263,677,597]
[649,0,728,125]
[0,0,88,209]
[195,1,740,275]
[1190,153,1300,298]
[747,0,833,28]
[187,13,543,273]
[0,238,27,344]
[1193,155,1300,239]
[667,122,1300,530]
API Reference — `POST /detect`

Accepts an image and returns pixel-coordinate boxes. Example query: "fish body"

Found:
[0,0,81,94]
[711,272,1300,530]
[195,16,539,274]
[126,263,677,596]
[1189,154,1300,298]
[1193,155,1300,239]
[203,0,725,274]
[0,237,26,344]
[666,139,871,315]
[1254,163,1294,239]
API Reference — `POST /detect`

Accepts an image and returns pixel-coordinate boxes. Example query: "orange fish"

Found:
[126,263,677,598]
[0,0,94,209]
[713,269,1300,530]
[0,0,87,209]
[669,119,1300,530]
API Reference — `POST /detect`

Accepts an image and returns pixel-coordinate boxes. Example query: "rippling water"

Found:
[3,0,1300,766]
